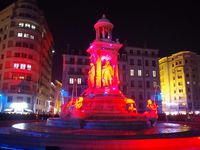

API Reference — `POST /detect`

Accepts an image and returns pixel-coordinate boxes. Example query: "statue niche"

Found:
[102,60,114,87]
[88,62,95,88]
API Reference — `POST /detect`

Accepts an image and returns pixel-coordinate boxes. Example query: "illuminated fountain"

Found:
[0,15,197,150]
[47,14,158,129]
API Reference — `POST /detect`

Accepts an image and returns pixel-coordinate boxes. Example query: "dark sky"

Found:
[1,1,200,81]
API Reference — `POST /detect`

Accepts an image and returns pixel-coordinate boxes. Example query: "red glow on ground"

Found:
[71,137,200,150]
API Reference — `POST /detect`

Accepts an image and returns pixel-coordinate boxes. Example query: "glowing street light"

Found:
[154,85,160,103]
[52,49,55,53]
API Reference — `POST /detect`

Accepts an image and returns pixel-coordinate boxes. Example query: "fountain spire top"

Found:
[94,14,113,40]
[102,14,106,19]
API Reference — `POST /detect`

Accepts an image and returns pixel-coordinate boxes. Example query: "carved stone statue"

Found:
[102,60,114,87]
[88,63,95,87]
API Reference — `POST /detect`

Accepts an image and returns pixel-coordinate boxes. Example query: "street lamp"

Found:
[154,85,160,103]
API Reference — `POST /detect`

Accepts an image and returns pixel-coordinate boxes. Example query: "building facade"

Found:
[49,80,62,114]
[118,46,161,113]
[0,0,53,114]
[62,50,89,104]
[159,51,200,114]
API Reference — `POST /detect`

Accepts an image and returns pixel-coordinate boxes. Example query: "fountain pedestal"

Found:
[47,88,149,130]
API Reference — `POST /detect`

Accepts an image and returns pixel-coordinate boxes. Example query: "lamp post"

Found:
[154,85,160,103]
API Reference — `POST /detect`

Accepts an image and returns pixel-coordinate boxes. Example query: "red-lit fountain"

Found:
[47,14,158,129]
[0,15,196,150]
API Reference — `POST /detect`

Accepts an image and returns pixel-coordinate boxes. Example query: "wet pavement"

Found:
[0,121,200,149]
[0,120,42,128]
[10,122,193,139]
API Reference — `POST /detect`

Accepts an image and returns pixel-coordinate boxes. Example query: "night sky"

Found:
[1,0,200,81]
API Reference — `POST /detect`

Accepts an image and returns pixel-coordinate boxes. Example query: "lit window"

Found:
[25,23,30,28]
[153,71,156,77]
[30,35,34,39]
[42,32,44,38]
[13,63,19,69]
[19,22,24,27]
[138,70,142,76]
[20,64,26,69]
[27,64,31,70]
[31,25,36,30]
[19,76,25,80]
[69,78,74,84]
[17,33,23,37]
[77,78,81,84]
[130,69,134,76]
[187,81,190,85]
[24,33,29,38]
